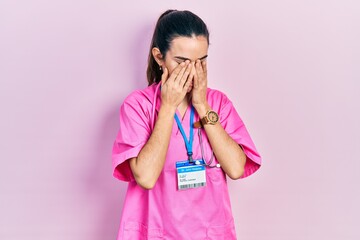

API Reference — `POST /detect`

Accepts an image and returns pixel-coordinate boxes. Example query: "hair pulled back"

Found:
[146,10,210,85]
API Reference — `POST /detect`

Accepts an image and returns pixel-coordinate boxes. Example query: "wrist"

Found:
[193,106,219,128]
[159,103,177,116]
[193,102,210,117]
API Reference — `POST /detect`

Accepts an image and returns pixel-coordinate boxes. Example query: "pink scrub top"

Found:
[112,83,261,240]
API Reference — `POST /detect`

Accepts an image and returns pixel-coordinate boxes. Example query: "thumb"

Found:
[161,67,168,86]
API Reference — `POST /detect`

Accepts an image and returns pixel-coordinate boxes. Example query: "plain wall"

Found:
[1,0,359,239]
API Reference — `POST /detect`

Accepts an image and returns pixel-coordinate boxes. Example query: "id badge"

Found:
[176,159,206,191]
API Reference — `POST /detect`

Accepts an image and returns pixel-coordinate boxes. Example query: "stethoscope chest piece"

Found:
[194,159,221,168]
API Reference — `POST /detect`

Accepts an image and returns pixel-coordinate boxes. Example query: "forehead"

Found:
[167,36,208,60]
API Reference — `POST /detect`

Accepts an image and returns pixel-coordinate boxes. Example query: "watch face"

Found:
[208,111,219,123]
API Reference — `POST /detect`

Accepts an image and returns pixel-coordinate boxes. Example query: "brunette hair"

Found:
[146,10,210,85]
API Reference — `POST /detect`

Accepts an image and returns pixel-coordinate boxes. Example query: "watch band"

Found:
[193,120,203,128]
[193,110,219,128]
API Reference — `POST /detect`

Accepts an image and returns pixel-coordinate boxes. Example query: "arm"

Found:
[129,61,194,189]
[129,104,175,189]
[195,103,246,179]
[192,60,246,179]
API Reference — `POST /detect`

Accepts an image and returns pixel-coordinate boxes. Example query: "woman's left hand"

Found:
[191,60,210,115]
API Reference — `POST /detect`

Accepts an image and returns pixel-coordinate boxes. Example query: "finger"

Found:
[175,60,190,83]
[161,67,168,86]
[168,62,186,83]
[202,61,207,76]
[179,62,193,88]
[193,63,199,89]
[187,62,196,86]
[196,60,207,82]
[183,74,192,90]
[195,60,203,74]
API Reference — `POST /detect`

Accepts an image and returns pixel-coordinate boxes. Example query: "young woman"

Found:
[112,9,262,240]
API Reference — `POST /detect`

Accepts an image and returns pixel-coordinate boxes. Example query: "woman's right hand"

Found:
[129,61,193,189]
[160,60,193,108]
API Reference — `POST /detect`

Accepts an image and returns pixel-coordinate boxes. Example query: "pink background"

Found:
[1,0,359,239]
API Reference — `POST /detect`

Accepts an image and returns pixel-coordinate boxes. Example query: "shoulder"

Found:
[122,84,157,108]
[206,88,232,108]
[119,84,159,122]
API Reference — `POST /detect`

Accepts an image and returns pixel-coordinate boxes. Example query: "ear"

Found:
[151,47,164,66]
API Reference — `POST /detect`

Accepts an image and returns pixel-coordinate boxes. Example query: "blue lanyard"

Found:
[174,105,195,162]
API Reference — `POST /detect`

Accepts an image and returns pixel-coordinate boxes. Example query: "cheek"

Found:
[165,62,179,75]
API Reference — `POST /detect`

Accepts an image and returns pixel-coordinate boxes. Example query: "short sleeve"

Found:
[112,93,152,182]
[218,93,262,179]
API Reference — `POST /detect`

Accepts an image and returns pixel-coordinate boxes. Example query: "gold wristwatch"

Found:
[193,110,219,128]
